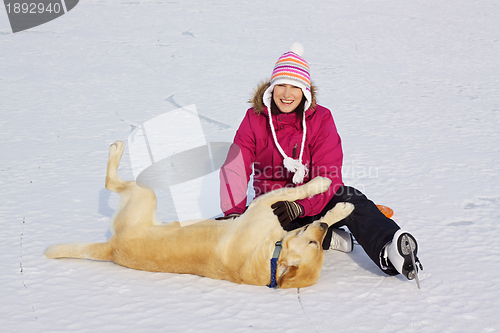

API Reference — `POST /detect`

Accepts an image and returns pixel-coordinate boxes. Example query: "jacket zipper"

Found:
[292,143,297,158]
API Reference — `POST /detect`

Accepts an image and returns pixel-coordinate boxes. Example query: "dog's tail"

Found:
[44,242,113,261]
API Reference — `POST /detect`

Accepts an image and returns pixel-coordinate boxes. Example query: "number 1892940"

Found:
[6,2,62,14]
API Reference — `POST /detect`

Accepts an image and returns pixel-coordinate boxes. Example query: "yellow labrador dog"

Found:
[45,141,354,288]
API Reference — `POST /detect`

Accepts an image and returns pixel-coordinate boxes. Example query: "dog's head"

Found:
[276,221,329,288]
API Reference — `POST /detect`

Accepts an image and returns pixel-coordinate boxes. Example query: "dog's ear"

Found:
[277,252,300,275]
[277,264,299,288]
[277,254,301,288]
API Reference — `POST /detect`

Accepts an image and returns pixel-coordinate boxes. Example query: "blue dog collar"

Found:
[267,241,282,288]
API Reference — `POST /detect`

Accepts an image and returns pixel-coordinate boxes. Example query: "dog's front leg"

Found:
[319,202,355,227]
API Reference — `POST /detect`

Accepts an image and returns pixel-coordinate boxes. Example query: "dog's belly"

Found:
[111,222,237,280]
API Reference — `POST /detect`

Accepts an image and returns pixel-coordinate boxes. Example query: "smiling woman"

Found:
[218,42,423,287]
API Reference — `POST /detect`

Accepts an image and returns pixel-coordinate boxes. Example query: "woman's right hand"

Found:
[215,213,241,221]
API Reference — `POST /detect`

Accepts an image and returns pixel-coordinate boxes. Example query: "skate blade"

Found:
[403,234,421,289]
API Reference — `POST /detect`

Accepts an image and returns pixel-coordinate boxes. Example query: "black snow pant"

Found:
[283,185,400,276]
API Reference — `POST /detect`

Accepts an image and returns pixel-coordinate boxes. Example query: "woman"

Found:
[218,43,423,282]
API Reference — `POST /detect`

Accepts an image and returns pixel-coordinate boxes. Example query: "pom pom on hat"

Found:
[289,42,304,57]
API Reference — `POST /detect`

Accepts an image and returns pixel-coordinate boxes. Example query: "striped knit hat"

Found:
[263,42,312,112]
[263,43,311,184]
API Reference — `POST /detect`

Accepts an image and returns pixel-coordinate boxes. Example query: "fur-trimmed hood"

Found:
[249,80,317,115]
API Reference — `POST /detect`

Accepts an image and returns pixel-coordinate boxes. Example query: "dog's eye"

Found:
[309,240,318,246]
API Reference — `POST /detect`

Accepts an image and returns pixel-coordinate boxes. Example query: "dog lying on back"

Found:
[45,141,354,288]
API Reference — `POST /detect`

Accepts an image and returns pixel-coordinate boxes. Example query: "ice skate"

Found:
[329,228,354,253]
[384,230,423,288]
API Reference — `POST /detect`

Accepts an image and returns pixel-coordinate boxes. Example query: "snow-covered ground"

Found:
[1,0,500,332]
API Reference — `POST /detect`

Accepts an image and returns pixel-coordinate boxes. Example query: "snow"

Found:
[1,0,500,332]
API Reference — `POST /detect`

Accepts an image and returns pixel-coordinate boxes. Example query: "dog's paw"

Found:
[333,202,355,216]
[109,141,125,155]
[320,202,355,226]
[306,177,332,195]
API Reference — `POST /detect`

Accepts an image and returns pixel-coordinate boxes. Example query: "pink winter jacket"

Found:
[220,81,344,217]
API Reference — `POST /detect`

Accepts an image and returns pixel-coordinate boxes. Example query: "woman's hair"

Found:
[270,94,307,119]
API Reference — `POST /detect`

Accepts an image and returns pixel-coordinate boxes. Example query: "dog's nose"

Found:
[319,222,328,230]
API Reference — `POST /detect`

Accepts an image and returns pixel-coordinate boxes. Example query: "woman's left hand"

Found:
[271,201,304,227]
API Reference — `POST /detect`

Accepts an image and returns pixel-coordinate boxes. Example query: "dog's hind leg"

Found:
[103,140,158,235]
[105,141,128,193]
[44,242,113,261]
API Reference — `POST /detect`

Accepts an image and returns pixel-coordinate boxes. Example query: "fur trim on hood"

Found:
[249,80,317,114]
